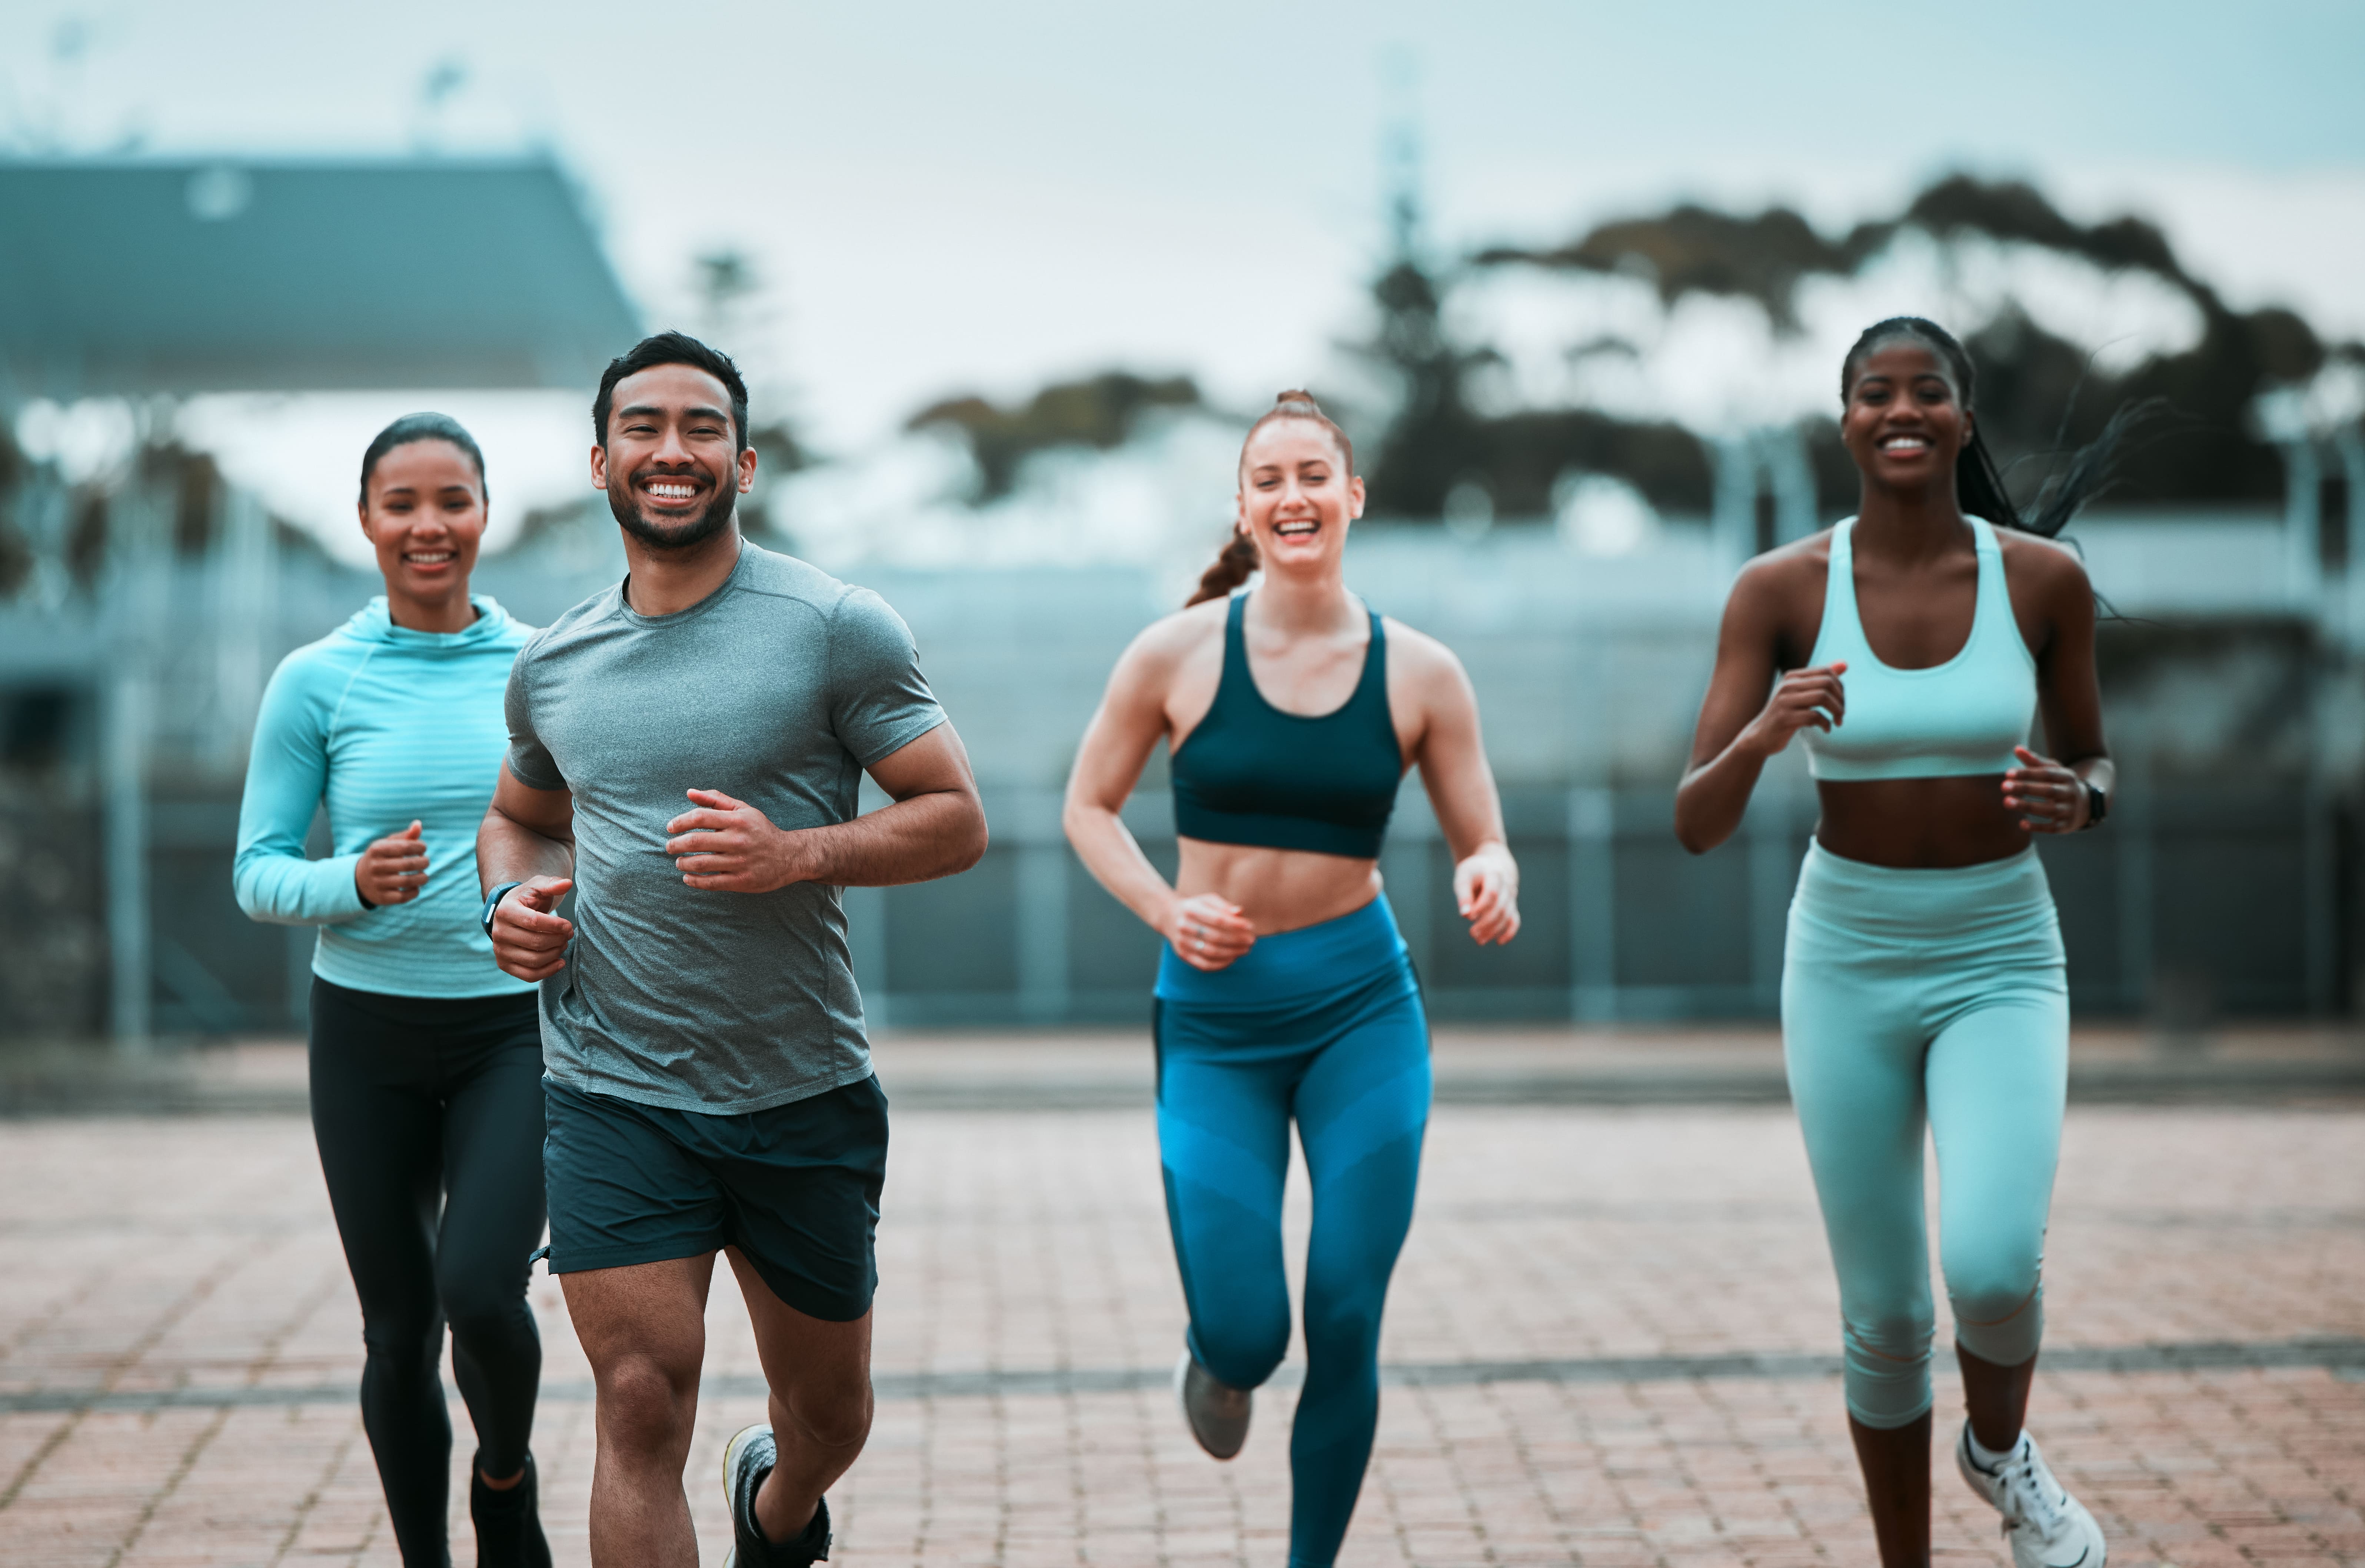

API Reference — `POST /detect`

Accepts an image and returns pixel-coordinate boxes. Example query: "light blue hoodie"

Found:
[234,595,537,999]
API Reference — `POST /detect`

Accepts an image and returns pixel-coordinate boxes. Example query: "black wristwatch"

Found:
[481,881,523,936]
[2079,782,2109,831]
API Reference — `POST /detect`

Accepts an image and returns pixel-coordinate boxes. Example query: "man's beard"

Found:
[609,473,737,552]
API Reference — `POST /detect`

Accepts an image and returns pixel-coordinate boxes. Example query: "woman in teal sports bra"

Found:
[1065,391,1521,1568]
[1676,319,2131,1568]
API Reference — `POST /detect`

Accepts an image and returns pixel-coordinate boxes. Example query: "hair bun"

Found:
[1275,389,1319,409]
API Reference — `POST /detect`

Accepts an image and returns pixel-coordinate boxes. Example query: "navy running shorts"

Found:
[543,1075,888,1322]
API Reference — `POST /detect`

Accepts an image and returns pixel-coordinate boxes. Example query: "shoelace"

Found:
[1998,1445,2068,1537]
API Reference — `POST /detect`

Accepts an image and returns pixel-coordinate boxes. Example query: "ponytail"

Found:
[1188,389,1353,607]
[1842,316,2154,539]
[1187,530,1259,607]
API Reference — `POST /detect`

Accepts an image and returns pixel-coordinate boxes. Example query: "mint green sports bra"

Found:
[1801,516,2036,782]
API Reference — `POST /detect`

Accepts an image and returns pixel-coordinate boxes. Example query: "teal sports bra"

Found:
[1801,516,2036,782]
[1170,594,1404,859]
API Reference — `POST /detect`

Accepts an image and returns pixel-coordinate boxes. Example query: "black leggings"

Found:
[309,978,547,1568]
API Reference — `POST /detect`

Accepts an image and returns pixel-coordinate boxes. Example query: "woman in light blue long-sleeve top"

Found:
[234,413,550,1568]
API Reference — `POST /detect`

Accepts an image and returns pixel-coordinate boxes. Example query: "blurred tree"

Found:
[694,250,763,343]
[65,487,106,589]
[1353,214,1711,517]
[1350,249,1497,518]
[1477,174,2356,510]
[908,372,1201,502]
[1476,206,1852,333]
[0,419,29,600]
[688,248,814,539]
[135,442,222,556]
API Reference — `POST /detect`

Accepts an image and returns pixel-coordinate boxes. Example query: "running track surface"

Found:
[1,1051,2359,1566]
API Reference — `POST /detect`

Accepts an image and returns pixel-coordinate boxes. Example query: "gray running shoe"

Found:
[1174,1349,1251,1459]
[1955,1423,2107,1568]
[722,1422,831,1567]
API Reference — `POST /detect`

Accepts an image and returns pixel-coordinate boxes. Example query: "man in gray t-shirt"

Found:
[502,542,942,1113]
[479,333,985,1568]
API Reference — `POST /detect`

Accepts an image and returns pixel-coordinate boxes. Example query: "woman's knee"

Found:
[1944,1228,2043,1333]
[1300,1286,1385,1370]
[358,1300,445,1369]
[1192,1301,1291,1389]
[438,1271,532,1352]
[1947,1262,2045,1368]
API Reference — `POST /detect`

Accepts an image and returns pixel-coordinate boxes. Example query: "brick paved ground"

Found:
[1,1055,2359,1565]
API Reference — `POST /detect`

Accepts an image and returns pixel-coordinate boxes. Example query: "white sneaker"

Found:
[722,1423,831,1567]
[1173,1349,1251,1459]
[1956,1424,2107,1568]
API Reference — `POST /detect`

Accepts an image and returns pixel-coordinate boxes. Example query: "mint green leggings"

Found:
[1781,842,2069,1429]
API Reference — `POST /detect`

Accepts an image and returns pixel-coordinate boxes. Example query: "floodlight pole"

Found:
[102,457,163,1049]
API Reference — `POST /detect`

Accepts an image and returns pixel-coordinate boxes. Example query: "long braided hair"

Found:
[1187,390,1357,606]
[1840,316,2149,539]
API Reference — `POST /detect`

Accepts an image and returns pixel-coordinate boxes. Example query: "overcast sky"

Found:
[7,0,2362,549]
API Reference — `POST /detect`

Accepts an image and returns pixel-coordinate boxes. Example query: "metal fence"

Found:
[96,755,2339,1039]
[1,469,2358,1039]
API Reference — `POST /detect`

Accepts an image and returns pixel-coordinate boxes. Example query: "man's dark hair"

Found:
[592,331,751,452]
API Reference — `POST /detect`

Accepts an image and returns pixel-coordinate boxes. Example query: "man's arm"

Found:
[662,722,988,893]
[478,762,577,980]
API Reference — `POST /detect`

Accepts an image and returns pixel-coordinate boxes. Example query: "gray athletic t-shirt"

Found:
[504,542,946,1114]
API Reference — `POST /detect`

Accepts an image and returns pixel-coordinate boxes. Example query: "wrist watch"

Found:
[2079,782,2109,831]
[480,881,524,936]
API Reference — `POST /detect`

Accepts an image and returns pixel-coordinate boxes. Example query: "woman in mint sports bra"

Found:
[1677,319,2129,1568]
[1066,392,1521,1568]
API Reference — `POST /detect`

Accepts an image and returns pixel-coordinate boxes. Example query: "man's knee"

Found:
[781,1378,874,1451]
[594,1352,701,1456]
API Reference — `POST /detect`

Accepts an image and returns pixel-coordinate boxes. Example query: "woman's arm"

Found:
[1674,556,1846,854]
[2004,542,2113,832]
[1396,626,1520,945]
[1062,622,1255,971]
[232,658,370,926]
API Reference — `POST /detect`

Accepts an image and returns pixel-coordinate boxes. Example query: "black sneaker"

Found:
[470,1452,553,1568]
[722,1422,831,1567]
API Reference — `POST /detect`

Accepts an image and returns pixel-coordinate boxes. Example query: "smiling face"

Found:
[1236,417,1364,576]
[1841,337,1973,498]
[591,362,757,551]
[359,439,486,606]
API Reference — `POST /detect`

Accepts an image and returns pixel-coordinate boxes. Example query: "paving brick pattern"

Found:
[1,1096,2359,1566]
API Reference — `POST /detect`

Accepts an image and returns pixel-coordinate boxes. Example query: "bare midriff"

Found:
[1813,776,2032,869]
[1177,838,1384,935]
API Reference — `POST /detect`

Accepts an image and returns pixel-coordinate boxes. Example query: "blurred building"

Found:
[0,155,636,1040]
[1,160,2358,1041]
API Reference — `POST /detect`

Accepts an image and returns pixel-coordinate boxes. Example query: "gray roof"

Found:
[0,156,642,398]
